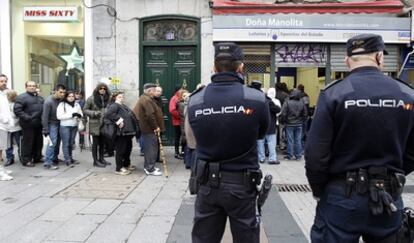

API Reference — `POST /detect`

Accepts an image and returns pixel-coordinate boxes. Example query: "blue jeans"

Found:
[6,131,21,161]
[45,124,60,166]
[257,133,277,162]
[60,126,77,162]
[136,136,144,154]
[286,126,302,159]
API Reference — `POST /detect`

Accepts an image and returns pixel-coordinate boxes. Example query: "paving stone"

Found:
[54,172,145,200]
[0,209,44,240]
[0,196,37,217]
[3,220,63,243]
[14,184,57,198]
[145,198,183,216]
[105,202,147,224]
[79,199,122,215]
[85,222,136,243]
[123,175,166,204]
[46,214,106,242]
[39,199,92,221]
[129,216,175,243]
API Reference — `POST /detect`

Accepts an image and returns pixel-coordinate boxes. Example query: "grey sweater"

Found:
[42,96,61,134]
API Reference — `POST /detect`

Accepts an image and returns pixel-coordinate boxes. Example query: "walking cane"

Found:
[156,130,169,178]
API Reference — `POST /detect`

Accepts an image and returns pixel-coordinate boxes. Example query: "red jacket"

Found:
[169,93,181,126]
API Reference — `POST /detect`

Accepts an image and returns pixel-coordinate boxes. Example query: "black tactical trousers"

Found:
[311,182,403,243]
[192,183,260,243]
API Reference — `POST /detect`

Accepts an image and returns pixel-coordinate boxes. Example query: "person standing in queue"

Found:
[136,83,165,176]
[83,83,111,167]
[305,34,414,243]
[104,91,138,175]
[14,81,44,167]
[187,42,269,243]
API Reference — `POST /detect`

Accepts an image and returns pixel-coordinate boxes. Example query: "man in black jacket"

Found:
[14,81,44,167]
[280,89,307,160]
[305,34,414,242]
[188,43,269,243]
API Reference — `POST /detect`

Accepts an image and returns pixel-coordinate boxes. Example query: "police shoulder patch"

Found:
[323,78,343,91]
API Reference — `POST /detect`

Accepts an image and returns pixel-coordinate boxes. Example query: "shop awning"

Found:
[212,0,405,14]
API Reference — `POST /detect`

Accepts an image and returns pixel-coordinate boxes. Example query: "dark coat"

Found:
[104,102,137,136]
[14,92,44,129]
[134,94,165,134]
[280,89,308,126]
[83,83,110,136]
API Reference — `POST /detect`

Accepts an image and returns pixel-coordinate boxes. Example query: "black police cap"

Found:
[214,42,244,61]
[346,34,388,57]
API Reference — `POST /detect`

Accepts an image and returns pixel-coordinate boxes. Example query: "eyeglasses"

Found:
[99,87,107,90]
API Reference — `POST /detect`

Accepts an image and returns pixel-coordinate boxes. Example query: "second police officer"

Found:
[305,34,414,242]
[187,42,269,243]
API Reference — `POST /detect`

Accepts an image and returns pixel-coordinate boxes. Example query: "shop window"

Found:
[11,0,84,97]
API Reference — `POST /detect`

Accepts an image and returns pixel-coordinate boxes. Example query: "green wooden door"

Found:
[143,46,197,145]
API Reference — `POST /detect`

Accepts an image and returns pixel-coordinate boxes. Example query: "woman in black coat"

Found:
[104,92,138,175]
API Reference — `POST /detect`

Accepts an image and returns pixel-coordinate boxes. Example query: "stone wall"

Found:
[92,0,213,106]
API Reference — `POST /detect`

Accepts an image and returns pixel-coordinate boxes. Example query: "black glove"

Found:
[72,113,82,118]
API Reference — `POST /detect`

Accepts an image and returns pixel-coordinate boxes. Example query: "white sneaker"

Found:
[115,167,131,176]
[154,167,161,172]
[144,168,162,176]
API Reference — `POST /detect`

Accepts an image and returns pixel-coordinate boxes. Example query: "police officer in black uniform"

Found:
[305,34,414,243]
[187,42,269,243]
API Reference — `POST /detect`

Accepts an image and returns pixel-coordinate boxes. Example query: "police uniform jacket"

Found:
[305,66,414,197]
[187,72,269,172]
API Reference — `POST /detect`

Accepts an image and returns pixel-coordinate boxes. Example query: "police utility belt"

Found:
[189,147,262,195]
[333,166,406,216]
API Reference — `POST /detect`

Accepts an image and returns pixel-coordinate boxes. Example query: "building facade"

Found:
[211,0,412,106]
[1,0,413,143]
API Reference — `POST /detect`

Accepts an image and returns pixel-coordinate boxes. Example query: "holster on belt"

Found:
[356,169,368,194]
[207,163,220,188]
[367,167,399,216]
[345,171,356,197]
[188,159,208,195]
[342,167,406,216]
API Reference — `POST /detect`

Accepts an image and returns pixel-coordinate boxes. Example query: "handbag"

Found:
[100,118,118,140]
[77,119,85,131]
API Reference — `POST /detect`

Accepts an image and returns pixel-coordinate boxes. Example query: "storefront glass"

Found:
[11,0,84,97]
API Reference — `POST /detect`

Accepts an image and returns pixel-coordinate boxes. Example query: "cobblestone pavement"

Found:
[0,145,412,243]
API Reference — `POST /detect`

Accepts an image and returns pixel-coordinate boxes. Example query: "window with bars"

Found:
[239,44,272,90]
